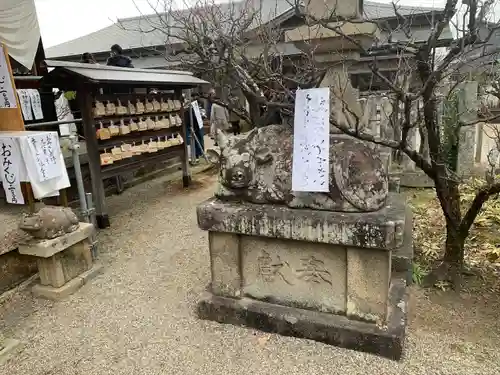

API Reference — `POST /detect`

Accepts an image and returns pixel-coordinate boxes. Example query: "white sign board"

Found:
[191,101,204,129]
[292,87,330,192]
[0,137,24,204]
[26,132,63,182]
[28,89,44,120]
[17,89,33,120]
[0,47,17,109]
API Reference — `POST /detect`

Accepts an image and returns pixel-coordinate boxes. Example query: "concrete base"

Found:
[198,278,408,361]
[0,338,22,365]
[32,263,102,300]
[197,195,411,358]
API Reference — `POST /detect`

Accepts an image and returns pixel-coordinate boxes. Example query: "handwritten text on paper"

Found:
[0,137,24,204]
[27,133,63,182]
[0,47,17,109]
[292,88,330,192]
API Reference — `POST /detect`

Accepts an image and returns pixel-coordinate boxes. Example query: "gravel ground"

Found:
[1,170,500,375]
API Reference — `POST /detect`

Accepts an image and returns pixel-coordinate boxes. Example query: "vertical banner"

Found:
[17,89,33,120]
[0,136,24,204]
[28,89,44,120]
[191,100,203,129]
[292,88,330,192]
[0,45,17,109]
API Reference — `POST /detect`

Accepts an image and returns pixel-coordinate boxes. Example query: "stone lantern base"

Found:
[196,195,411,360]
[18,223,102,300]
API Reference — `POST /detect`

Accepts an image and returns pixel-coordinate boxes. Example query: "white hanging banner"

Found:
[292,87,331,192]
[0,46,18,109]
[0,136,24,204]
[28,89,43,120]
[191,101,203,129]
[17,89,32,120]
[26,132,63,182]
[0,0,41,69]
[55,92,76,136]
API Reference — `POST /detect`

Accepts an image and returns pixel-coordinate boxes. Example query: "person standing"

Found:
[209,94,230,146]
[106,44,134,68]
[207,89,215,115]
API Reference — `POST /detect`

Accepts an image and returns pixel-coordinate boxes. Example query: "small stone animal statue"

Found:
[206,125,389,212]
[19,206,80,240]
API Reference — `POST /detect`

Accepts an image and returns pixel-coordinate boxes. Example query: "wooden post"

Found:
[77,84,109,228]
[0,44,24,131]
[177,88,190,187]
[0,44,37,210]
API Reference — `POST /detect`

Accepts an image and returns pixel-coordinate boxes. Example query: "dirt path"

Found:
[1,172,499,375]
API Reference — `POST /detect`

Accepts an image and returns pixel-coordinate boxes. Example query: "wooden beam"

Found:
[177,88,191,187]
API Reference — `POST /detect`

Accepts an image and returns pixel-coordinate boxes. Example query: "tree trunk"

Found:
[425,179,465,288]
[443,222,465,267]
[439,183,464,268]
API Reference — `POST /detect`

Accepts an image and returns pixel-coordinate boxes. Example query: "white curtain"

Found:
[0,0,41,69]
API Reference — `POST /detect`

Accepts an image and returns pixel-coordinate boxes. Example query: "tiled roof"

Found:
[363,1,439,19]
[45,0,447,59]
[45,60,209,86]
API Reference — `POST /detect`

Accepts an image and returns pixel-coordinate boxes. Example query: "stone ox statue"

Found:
[206,125,389,212]
[19,206,80,240]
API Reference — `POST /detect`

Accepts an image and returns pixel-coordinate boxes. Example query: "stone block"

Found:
[391,206,414,284]
[241,236,347,314]
[347,247,391,323]
[391,171,434,188]
[197,197,410,359]
[36,239,93,288]
[18,222,95,258]
[209,232,241,297]
[198,194,406,250]
[388,177,401,193]
[197,278,408,361]
[457,81,478,175]
[32,263,102,301]
[0,251,37,294]
[379,151,392,175]
[17,223,100,299]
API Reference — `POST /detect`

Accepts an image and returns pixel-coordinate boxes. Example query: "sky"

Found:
[35,0,450,48]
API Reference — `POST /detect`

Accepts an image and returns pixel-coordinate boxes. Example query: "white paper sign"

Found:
[0,137,24,204]
[28,89,44,120]
[26,132,63,182]
[191,101,204,129]
[17,89,33,120]
[292,88,330,192]
[0,47,17,109]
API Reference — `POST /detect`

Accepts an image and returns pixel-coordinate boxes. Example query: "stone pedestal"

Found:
[18,223,102,300]
[196,195,410,360]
